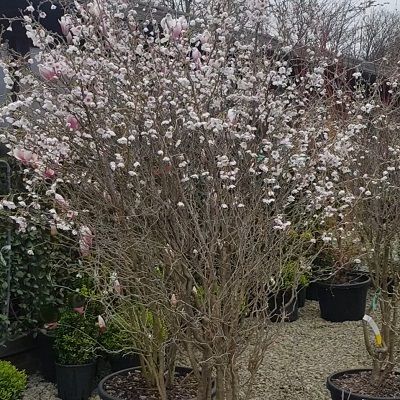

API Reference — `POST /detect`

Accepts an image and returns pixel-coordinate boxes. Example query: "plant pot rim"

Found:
[55,361,96,368]
[318,274,371,289]
[327,369,400,400]
[98,366,193,400]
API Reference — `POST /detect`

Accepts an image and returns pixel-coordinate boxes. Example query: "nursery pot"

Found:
[317,274,370,322]
[327,369,400,400]
[108,353,140,373]
[37,331,56,383]
[306,281,319,300]
[297,285,307,308]
[56,362,96,400]
[98,366,193,400]
[268,289,299,322]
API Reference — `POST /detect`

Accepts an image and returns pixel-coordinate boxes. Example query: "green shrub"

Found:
[0,222,78,344]
[100,316,139,354]
[281,260,310,289]
[54,310,98,365]
[0,360,27,400]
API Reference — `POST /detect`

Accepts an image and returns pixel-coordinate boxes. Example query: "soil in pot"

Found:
[318,273,370,322]
[327,369,400,400]
[56,362,96,400]
[99,367,196,400]
[109,353,140,373]
[268,290,298,322]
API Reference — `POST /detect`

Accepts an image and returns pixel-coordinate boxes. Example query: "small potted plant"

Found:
[268,260,309,322]
[54,310,98,400]
[0,360,27,400]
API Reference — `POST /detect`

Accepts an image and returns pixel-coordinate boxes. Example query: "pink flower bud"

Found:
[50,224,58,236]
[170,294,178,306]
[79,226,93,257]
[55,193,69,209]
[98,315,106,332]
[114,279,122,295]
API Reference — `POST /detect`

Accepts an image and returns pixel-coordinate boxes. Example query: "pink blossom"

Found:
[192,48,202,66]
[66,115,80,130]
[73,306,85,315]
[39,65,58,81]
[13,148,38,166]
[44,167,56,179]
[171,23,182,40]
[79,226,93,256]
[59,16,71,37]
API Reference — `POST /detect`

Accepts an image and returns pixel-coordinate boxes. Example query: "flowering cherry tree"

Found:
[0,0,389,398]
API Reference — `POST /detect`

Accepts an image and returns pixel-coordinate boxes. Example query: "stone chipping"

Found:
[23,301,371,400]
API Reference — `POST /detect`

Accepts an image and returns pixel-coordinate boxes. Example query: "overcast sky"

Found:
[378,0,399,10]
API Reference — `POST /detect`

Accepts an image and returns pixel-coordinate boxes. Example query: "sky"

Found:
[378,0,399,10]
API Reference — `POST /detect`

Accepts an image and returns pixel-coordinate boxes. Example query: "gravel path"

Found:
[23,301,371,400]
[251,301,370,400]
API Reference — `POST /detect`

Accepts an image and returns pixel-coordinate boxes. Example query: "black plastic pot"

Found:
[297,285,307,308]
[268,290,298,322]
[0,333,39,373]
[306,281,319,300]
[37,331,56,383]
[318,274,370,322]
[108,353,140,373]
[327,369,400,400]
[98,366,193,400]
[56,362,96,400]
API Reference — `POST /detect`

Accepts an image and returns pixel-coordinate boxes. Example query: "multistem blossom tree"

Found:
[347,93,400,384]
[0,0,391,398]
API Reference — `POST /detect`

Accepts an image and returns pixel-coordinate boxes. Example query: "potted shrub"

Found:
[97,299,194,400]
[326,72,400,398]
[54,310,98,400]
[0,360,27,400]
[268,260,310,321]
[100,318,140,373]
[316,242,370,322]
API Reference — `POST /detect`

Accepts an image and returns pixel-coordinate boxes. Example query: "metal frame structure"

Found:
[0,159,11,327]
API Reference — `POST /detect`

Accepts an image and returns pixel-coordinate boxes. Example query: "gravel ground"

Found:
[23,301,371,400]
[251,301,370,400]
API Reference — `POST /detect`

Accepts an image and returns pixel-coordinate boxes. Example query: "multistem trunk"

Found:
[197,361,213,400]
